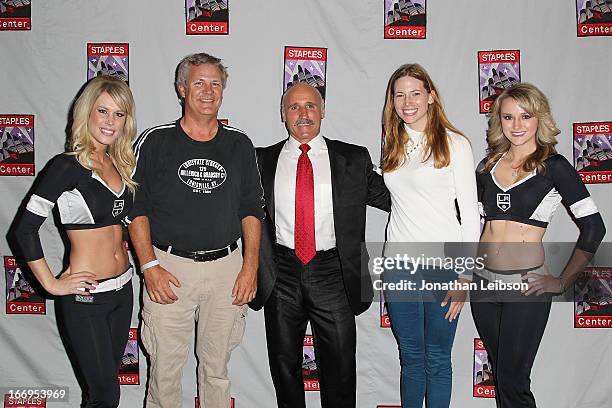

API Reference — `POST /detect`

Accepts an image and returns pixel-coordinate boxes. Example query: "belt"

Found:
[275,244,337,257]
[77,266,133,294]
[475,265,544,285]
[154,242,238,262]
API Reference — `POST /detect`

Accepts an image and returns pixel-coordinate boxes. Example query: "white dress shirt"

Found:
[384,125,480,243]
[275,135,336,250]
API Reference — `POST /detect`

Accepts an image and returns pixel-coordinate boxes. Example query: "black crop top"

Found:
[477,153,605,253]
[15,153,133,261]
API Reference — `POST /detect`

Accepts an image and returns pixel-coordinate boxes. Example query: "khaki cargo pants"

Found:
[142,247,247,408]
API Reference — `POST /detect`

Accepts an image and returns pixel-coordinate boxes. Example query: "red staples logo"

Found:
[0,0,31,31]
[0,115,34,176]
[384,0,426,39]
[576,0,612,36]
[303,335,320,391]
[477,50,521,114]
[87,43,129,82]
[574,267,612,328]
[573,122,612,184]
[284,46,328,101]
[380,291,391,328]
[473,338,495,398]
[4,394,46,407]
[118,328,139,385]
[5,256,45,314]
[186,0,229,35]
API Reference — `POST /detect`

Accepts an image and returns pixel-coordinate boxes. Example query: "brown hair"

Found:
[382,64,464,172]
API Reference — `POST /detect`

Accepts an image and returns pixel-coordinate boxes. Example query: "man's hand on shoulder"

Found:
[232,265,257,306]
[143,265,181,304]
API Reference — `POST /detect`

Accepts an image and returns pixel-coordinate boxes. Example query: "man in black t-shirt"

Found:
[128,53,264,408]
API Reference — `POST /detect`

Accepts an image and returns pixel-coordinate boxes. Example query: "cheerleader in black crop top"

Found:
[17,153,133,260]
[477,153,604,253]
[471,84,606,408]
[14,76,137,408]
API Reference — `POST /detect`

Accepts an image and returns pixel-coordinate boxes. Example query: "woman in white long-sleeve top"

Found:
[381,63,480,408]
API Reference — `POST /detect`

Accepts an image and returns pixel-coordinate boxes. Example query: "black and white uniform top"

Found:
[16,154,133,262]
[128,120,264,252]
[477,153,606,252]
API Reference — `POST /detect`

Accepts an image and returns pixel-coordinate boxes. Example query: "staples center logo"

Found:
[576,0,612,37]
[478,50,521,114]
[573,121,612,184]
[5,256,46,314]
[0,114,35,176]
[0,0,31,31]
[574,267,612,328]
[185,0,229,35]
[383,0,427,39]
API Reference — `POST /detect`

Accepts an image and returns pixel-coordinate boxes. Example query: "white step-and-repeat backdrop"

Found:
[1,1,611,407]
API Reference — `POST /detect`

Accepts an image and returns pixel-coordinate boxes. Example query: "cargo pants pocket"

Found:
[227,304,248,351]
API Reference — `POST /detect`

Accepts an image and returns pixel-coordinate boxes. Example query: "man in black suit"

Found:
[250,83,389,408]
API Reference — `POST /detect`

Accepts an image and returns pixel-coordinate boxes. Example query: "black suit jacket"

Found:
[250,137,390,316]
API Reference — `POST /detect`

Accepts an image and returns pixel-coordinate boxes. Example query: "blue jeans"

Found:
[384,267,459,408]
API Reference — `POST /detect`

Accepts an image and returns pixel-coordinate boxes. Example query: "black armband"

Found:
[575,212,606,253]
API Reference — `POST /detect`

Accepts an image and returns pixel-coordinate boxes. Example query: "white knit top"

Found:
[384,125,480,243]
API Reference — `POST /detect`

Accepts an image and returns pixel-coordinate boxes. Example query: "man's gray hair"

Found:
[174,52,228,93]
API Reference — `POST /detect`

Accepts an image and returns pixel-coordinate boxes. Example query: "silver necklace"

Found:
[406,139,421,155]
[505,154,522,178]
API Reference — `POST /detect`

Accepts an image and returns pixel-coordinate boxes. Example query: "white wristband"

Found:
[141,259,160,271]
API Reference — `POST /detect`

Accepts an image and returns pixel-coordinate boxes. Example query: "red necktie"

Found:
[295,143,316,264]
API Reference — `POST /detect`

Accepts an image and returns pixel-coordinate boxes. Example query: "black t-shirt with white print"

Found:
[129,120,264,252]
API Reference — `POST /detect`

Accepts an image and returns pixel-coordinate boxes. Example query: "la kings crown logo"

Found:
[496,193,510,212]
[112,199,124,217]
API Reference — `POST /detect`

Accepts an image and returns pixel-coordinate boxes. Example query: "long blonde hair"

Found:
[483,83,559,173]
[69,76,137,193]
[382,64,464,172]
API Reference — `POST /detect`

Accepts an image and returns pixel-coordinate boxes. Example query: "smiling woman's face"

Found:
[393,75,434,132]
[500,97,538,149]
[88,91,126,151]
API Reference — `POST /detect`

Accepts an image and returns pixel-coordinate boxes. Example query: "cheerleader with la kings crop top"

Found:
[18,153,132,251]
[477,153,603,251]
[471,83,605,408]
[14,76,138,408]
